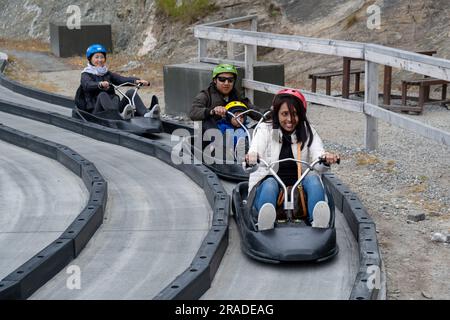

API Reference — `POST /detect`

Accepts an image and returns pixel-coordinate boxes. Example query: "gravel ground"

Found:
[2,48,449,300]
[307,100,450,300]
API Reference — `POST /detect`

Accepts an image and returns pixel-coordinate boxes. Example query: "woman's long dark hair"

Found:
[272,95,313,150]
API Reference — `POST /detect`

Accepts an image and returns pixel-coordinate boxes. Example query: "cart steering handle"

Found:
[250,156,340,214]
[110,82,144,110]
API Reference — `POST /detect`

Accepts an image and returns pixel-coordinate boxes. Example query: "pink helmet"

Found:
[275,89,307,111]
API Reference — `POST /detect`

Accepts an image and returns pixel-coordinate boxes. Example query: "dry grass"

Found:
[384,159,397,173]
[4,54,59,92]
[342,0,379,31]
[355,153,380,166]
[344,14,359,30]
[384,167,396,174]
[155,0,217,23]
[386,160,396,166]
[422,200,447,216]
[407,183,427,194]
[396,182,447,215]
[0,38,49,52]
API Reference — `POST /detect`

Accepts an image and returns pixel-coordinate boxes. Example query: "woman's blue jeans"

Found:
[253,175,325,222]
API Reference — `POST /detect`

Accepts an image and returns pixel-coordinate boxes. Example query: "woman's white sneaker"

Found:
[121,104,133,120]
[144,104,160,118]
[257,203,276,231]
[311,201,330,228]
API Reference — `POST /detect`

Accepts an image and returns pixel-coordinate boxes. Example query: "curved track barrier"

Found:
[0,124,107,300]
[0,100,229,300]
[0,56,382,299]
[322,173,382,300]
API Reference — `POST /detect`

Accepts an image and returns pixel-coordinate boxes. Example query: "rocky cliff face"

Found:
[0,0,158,53]
[1,0,450,86]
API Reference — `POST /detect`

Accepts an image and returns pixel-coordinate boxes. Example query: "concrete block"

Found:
[163,62,284,115]
[50,22,112,58]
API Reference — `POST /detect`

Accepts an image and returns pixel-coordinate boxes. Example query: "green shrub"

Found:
[156,0,216,23]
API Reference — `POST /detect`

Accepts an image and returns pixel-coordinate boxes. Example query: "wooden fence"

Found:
[195,15,450,150]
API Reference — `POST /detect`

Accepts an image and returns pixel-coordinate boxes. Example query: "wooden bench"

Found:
[399,77,448,114]
[383,51,438,106]
[309,68,365,96]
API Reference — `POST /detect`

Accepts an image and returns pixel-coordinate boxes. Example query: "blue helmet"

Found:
[86,44,107,60]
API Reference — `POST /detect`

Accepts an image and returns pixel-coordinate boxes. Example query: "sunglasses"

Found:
[217,76,235,83]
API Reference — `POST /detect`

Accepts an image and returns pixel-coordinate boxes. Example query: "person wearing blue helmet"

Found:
[77,44,159,119]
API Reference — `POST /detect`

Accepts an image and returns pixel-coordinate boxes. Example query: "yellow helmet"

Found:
[225,101,248,113]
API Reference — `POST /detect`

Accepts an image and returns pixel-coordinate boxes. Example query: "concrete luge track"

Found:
[0,54,384,299]
[200,181,359,300]
[0,83,72,117]
[0,112,211,299]
[0,140,88,281]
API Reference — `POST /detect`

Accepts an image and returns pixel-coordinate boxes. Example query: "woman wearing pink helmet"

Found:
[245,89,340,231]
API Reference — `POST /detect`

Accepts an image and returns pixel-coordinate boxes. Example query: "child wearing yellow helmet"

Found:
[223,101,248,127]
[216,101,249,160]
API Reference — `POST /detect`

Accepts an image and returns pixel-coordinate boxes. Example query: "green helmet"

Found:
[212,63,238,79]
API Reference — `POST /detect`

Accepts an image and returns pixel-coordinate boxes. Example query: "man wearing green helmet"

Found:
[189,63,260,128]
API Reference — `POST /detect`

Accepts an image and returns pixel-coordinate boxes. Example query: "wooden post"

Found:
[311,77,317,93]
[342,57,351,98]
[227,42,235,60]
[442,84,447,101]
[418,85,426,113]
[383,66,392,105]
[326,77,331,96]
[251,16,258,32]
[244,17,258,102]
[245,44,256,102]
[364,61,379,151]
[198,38,207,63]
[250,17,258,63]
[401,82,407,106]
[227,23,235,60]
[423,80,430,102]
[355,72,361,93]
